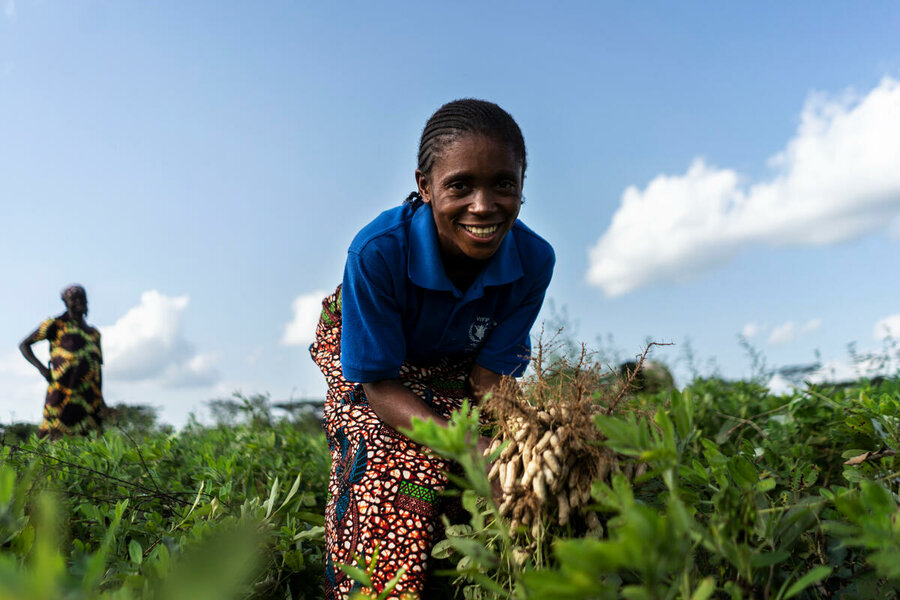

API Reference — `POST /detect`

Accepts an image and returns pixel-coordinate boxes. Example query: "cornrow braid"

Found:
[405,99,527,206]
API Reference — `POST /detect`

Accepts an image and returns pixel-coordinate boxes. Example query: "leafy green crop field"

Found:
[1,370,899,599]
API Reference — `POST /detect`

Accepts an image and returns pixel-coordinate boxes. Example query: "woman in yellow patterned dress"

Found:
[19,285,106,439]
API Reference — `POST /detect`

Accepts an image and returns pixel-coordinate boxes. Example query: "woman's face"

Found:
[416,134,523,263]
[65,293,88,318]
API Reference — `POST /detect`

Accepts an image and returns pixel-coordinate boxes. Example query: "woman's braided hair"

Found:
[405,99,527,206]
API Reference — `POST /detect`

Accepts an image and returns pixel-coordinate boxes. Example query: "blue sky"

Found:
[2,1,899,426]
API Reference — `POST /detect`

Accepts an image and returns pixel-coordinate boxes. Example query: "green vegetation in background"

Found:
[0,393,329,599]
[1,365,899,599]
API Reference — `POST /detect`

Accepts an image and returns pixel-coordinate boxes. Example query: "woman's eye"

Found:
[449,181,468,191]
[497,180,516,190]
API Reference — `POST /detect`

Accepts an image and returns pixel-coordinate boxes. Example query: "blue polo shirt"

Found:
[341,202,555,383]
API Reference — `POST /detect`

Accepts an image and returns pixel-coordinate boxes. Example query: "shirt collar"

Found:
[408,204,524,296]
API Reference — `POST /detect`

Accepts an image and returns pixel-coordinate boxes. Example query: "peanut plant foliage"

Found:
[2,362,900,599]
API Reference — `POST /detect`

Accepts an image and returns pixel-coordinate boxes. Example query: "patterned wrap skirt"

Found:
[309,286,472,600]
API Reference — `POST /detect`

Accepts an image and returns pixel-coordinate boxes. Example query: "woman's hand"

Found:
[468,364,503,403]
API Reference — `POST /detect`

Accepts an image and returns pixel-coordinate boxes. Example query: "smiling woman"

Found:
[309,99,554,599]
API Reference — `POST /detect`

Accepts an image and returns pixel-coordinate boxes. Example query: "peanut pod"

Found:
[502,460,516,493]
[514,425,530,442]
[532,470,547,502]
[520,459,540,488]
[534,430,553,453]
[521,444,533,472]
[525,428,539,451]
[557,492,571,526]
[509,519,520,537]
[487,438,501,456]
[499,439,518,461]
[548,431,562,453]
[512,502,525,521]
[542,449,561,476]
[542,465,557,490]
[568,466,579,488]
[596,458,611,484]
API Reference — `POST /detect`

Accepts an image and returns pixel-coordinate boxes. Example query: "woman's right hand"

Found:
[39,365,52,383]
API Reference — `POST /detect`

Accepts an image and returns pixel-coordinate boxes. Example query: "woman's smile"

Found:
[459,222,502,239]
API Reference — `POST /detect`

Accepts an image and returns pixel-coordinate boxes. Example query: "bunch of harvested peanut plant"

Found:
[481,343,656,539]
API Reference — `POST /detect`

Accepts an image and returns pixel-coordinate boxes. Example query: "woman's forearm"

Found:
[362,379,449,433]
[19,339,50,382]
[363,374,500,455]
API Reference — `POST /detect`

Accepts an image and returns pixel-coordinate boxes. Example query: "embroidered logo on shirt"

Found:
[467,317,496,351]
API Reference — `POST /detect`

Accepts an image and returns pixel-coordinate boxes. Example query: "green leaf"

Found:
[294,511,326,526]
[464,571,508,597]
[276,472,302,514]
[690,577,716,600]
[622,585,653,600]
[129,539,143,565]
[264,476,280,518]
[447,537,497,567]
[751,551,789,567]
[671,389,694,439]
[0,466,15,506]
[654,408,677,453]
[294,526,325,542]
[727,456,758,488]
[431,539,455,559]
[784,566,830,599]
[446,524,474,537]
[337,562,373,588]
[757,478,776,493]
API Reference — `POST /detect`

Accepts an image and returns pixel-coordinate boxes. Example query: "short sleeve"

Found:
[33,318,57,342]
[340,248,406,382]
[476,250,555,377]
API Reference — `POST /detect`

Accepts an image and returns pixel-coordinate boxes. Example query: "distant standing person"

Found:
[19,285,106,439]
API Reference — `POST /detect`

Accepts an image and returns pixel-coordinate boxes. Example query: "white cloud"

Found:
[766,373,795,396]
[741,322,761,338]
[808,353,900,384]
[873,314,900,341]
[767,318,821,345]
[0,350,48,423]
[4,0,16,21]
[587,77,900,296]
[282,290,327,347]
[101,290,219,387]
[889,215,900,240]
